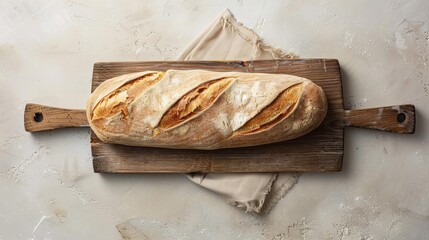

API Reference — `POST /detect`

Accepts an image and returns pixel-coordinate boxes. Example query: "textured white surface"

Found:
[1,0,428,239]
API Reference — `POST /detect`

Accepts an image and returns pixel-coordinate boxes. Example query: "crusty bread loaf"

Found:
[87,70,327,150]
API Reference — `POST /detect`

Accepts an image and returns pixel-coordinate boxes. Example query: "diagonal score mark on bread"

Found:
[91,72,164,131]
[157,77,235,132]
[235,83,303,135]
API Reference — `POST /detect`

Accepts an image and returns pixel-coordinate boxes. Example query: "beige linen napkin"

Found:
[178,10,300,214]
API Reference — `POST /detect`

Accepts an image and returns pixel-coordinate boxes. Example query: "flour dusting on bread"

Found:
[87,70,327,150]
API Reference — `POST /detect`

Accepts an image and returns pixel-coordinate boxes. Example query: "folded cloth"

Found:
[178,9,300,214]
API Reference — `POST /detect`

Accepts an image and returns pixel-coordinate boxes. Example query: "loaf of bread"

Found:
[87,70,328,150]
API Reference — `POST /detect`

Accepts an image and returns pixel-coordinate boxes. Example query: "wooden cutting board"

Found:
[24,59,415,173]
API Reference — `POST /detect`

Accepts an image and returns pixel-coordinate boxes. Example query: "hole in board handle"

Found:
[34,112,44,122]
[396,112,406,123]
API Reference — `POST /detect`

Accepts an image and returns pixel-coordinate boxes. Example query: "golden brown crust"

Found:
[87,70,327,150]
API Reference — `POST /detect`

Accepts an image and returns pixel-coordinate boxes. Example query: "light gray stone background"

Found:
[1,0,428,239]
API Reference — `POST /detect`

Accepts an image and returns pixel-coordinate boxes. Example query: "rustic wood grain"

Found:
[91,59,345,173]
[344,105,415,134]
[24,103,88,132]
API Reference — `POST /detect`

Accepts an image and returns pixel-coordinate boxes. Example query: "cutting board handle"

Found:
[24,103,88,132]
[343,104,415,133]
[24,103,416,134]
